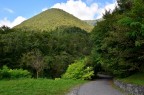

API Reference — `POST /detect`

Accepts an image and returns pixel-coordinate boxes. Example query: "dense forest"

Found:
[90,0,144,77]
[0,26,91,78]
[0,0,144,80]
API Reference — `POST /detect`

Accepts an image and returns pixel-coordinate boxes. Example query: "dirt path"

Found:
[67,79,125,95]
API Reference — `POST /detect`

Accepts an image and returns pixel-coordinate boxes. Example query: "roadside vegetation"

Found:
[90,0,144,78]
[117,73,144,85]
[62,58,94,80]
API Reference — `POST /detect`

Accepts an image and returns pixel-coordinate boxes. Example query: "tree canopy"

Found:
[90,0,144,77]
[0,26,91,78]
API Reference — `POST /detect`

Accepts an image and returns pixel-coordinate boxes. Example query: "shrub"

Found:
[0,65,31,79]
[62,58,94,80]
[0,66,11,79]
[113,70,129,78]
[9,69,31,79]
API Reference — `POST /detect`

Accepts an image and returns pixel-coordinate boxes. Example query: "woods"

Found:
[0,26,91,78]
[90,0,144,77]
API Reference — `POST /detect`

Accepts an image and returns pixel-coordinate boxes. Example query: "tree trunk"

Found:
[36,71,39,79]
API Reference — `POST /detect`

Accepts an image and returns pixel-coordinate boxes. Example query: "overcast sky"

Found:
[0,0,117,28]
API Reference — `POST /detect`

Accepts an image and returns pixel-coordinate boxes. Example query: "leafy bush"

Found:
[0,66,11,79]
[62,58,94,80]
[9,69,31,79]
[0,65,31,79]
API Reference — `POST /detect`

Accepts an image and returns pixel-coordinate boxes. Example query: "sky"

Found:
[0,0,117,28]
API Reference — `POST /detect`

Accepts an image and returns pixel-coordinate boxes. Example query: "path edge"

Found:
[114,79,144,95]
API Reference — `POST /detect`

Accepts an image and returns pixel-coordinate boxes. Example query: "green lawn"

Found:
[0,78,86,95]
[118,73,144,85]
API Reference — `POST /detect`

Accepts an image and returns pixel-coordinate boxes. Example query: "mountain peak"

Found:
[14,8,93,32]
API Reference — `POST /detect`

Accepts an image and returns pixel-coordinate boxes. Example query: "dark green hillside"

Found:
[15,8,93,32]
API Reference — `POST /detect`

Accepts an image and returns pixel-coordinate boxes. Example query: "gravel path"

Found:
[67,79,126,95]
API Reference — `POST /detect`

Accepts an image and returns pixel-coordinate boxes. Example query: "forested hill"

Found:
[14,8,93,32]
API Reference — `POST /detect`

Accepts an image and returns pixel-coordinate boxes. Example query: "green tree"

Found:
[21,49,47,78]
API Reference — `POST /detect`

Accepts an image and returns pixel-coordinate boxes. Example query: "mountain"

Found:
[84,18,104,26]
[14,8,93,32]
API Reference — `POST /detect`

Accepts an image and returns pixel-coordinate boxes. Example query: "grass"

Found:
[117,73,144,86]
[0,78,86,95]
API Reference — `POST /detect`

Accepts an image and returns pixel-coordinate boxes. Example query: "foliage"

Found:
[0,65,31,79]
[14,8,93,32]
[90,0,144,77]
[0,79,86,95]
[62,58,94,80]
[0,26,91,78]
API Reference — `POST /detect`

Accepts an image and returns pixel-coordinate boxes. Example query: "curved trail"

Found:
[67,79,125,95]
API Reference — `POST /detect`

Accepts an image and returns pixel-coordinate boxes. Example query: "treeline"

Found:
[90,0,144,77]
[0,26,91,78]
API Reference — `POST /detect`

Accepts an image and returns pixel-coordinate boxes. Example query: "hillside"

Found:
[84,18,104,26]
[14,8,93,32]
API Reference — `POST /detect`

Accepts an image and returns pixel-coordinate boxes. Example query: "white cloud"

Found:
[0,16,26,28]
[49,0,117,20]
[4,8,14,13]
[51,0,98,20]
